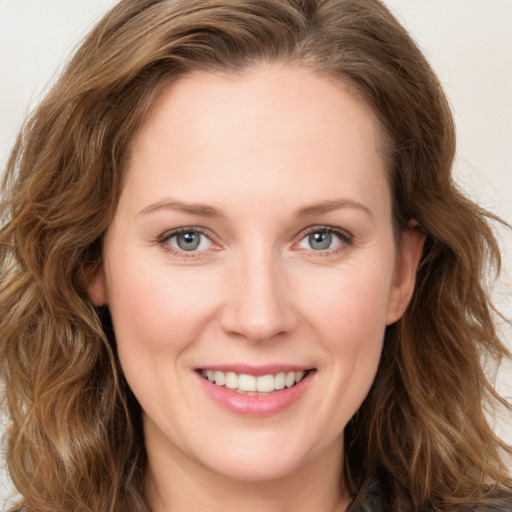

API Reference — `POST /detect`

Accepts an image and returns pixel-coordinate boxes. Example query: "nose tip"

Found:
[230,306,290,342]
[219,260,297,343]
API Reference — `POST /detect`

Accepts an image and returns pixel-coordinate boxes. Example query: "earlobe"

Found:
[85,263,108,306]
[386,222,425,325]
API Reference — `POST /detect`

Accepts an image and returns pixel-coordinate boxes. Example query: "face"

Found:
[89,64,423,485]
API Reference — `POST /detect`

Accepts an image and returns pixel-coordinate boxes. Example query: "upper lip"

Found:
[195,364,315,377]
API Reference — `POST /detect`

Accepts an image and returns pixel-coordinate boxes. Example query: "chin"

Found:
[191,429,335,484]
[204,454,305,483]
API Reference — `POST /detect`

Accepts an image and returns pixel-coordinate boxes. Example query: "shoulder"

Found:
[348,479,512,512]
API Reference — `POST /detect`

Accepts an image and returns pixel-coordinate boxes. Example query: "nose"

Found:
[219,249,298,343]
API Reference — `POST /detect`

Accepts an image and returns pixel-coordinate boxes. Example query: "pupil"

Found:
[177,232,200,251]
[309,231,332,250]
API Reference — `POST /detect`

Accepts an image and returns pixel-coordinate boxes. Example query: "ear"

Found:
[85,262,108,307]
[386,221,425,325]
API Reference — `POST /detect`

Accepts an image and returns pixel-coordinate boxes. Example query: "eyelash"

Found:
[155,225,354,258]
[296,226,354,256]
[155,227,219,258]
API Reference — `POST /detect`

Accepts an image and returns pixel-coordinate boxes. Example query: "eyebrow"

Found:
[137,197,372,219]
[138,200,224,218]
[296,199,373,218]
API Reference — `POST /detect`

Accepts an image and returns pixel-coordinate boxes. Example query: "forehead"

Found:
[122,63,390,219]
[134,63,385,156]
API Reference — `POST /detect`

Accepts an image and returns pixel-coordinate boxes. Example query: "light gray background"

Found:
[1,0,511,506]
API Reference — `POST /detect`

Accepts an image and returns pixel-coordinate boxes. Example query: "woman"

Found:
[0,0,511,511]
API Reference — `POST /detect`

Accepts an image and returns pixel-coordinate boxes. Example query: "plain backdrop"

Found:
[0,0,511,506]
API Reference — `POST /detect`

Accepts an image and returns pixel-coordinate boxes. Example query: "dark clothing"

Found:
[348,479,386,512]
[348,479,512,511]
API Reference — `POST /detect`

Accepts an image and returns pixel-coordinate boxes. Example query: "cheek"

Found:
[104,255,224,420]
[107,262,217,356]
[302,259,393,342]
[297,256,394,398]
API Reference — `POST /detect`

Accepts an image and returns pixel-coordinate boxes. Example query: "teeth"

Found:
[201,369,308,393]
[214,370,225,386]
[238,374,256,392]
[225,371,238,389]
[285,371,295,388]
[274,372,285,390]
[256,374,274,392]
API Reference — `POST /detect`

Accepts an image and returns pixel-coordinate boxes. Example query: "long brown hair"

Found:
[1,1,510,511]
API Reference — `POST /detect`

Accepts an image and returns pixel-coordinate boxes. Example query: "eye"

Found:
[163,229,214,253]
[297,227,352,252]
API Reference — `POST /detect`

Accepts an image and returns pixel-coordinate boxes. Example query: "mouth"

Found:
[197,368,315,395]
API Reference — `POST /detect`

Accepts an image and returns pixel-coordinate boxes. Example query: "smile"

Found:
[199,369,311,394]
[195,366,316,416]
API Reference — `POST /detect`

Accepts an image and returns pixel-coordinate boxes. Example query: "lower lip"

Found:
[195,371,315,417]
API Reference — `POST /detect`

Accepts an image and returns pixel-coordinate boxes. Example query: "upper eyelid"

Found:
[155,227,219,257]
[297,225,353,241]
[293,225,355,253]
[158,226,216,243]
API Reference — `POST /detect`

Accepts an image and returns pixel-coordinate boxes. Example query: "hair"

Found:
[0,0,510,511]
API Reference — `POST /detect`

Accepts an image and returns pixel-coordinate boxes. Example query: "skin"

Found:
[88,64,424,512]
